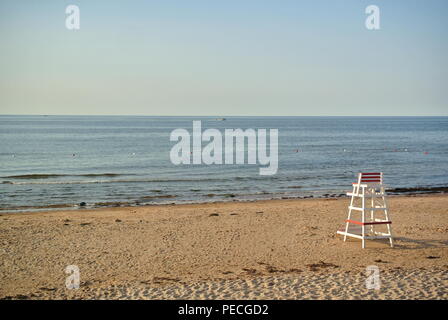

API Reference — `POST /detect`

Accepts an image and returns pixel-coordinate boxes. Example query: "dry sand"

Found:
[0,195,447,300]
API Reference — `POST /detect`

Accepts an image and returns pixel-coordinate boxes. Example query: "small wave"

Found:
[141,194,177,200]
[3,177,238,185]
[3,174,65,179]
[4,180,115,185]
[0,203,75,211]
[80,173,128,177]
[3,173,131,179]
[2,173,318,184]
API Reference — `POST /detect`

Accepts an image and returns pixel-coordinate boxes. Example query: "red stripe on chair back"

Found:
[359,172,382,183]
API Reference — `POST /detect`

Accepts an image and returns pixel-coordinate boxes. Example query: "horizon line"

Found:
[1,114,448,118]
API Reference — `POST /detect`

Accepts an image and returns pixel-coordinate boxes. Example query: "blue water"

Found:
[1,115,447,212]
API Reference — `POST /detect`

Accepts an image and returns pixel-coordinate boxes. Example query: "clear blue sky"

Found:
[0,0,447,116]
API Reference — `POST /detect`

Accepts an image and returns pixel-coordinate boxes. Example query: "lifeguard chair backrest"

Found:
[358,172,383,184]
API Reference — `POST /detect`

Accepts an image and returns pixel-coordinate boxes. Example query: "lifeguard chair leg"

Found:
[361,186,366,248]
[387,224,394,247]
[344,186,356,242]
[382,194,394,247]
[370,191,375,234]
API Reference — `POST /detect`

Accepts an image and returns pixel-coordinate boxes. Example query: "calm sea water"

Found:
[1,116,447,212]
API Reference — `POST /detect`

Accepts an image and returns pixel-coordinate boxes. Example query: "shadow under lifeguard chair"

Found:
[391,237,448,250]
[337,172,394,248]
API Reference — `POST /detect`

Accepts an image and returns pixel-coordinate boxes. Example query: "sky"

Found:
[0,0,447,116]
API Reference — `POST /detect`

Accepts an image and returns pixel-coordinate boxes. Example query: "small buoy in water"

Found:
[424,151,429,155]
[131,152,136,156]
[72,154,76,157]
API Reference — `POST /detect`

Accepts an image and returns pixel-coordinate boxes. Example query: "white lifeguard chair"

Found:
[337,172,394,248]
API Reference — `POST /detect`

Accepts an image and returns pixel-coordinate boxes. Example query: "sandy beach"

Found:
[0,195,447,300]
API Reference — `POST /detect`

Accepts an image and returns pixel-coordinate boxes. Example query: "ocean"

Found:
[1,115,447,212]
